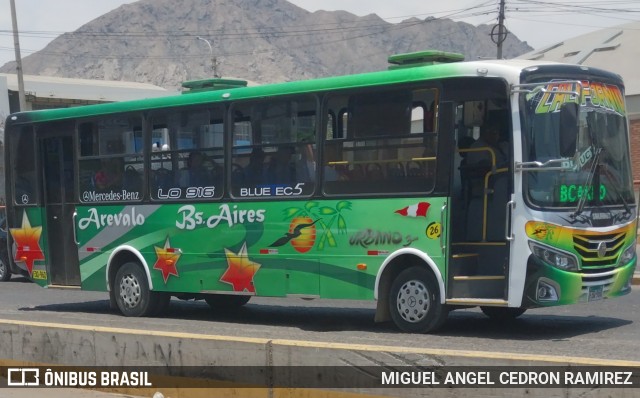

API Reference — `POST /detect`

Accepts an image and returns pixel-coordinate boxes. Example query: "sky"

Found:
[0,0,639,67]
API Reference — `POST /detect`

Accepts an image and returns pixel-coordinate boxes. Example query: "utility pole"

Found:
[496,0,506,59]
[9,0,27,111]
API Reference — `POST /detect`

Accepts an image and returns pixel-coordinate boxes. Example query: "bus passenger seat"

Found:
[153,168,173,191]
[366,163,384,181]
[406,161,424,178]
[387,162,405,179]
[123,166,142,192]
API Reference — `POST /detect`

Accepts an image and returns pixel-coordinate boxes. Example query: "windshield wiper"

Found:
[609,179,631,214]
[601,164,632,215]
[571,146,602,218]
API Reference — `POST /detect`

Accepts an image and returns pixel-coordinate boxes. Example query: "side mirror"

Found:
[559,102,579,157]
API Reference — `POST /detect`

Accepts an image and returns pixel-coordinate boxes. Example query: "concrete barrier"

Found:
[0,319,639,397]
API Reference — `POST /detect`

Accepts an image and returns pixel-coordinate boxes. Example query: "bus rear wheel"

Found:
[389,266,447,333]
[0,255,11,282]
[204,294,251,309]
[114,262,157,317]
[480,306,526,320]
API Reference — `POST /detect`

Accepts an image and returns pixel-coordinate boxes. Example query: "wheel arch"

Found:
[106,245,153,292]
[374,248,445,323]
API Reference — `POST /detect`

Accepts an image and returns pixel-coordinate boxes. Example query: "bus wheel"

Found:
[0,254,10,282]
[389,266,447,333]
[480,306,526,320]
[204,294,251,309]
[114,262,155,317]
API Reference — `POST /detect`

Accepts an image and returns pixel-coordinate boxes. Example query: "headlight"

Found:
[618,244,636,266]
[529,241,579,271]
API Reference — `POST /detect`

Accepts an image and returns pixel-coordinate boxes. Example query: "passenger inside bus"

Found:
[245,147,266,184]
[323,144,347,181]
[466,122,507,197]
[95,158,124,191]
[179,151,212,187]
[464,120,510,241]
[267,146,296,184]
[296,144,316,182]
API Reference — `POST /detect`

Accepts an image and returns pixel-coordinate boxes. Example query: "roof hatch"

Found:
[181,78,248,94]
[388,50,465,70]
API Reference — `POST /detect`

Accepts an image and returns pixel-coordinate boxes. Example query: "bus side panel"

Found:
[8,207,49,287]
[316,197,447,300]
[74,198,447,299]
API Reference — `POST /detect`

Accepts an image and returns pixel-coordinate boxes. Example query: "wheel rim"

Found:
[396,279,430,323]
[0,260,6,279]
[119,273,141,308]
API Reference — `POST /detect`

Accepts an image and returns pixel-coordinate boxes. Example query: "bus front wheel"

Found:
[114,262,156,317]
[389,266,447,333]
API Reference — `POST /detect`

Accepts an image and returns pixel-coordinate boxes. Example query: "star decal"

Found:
[220,242,260,293]
[9,213,44,276]
[153,237,181,283]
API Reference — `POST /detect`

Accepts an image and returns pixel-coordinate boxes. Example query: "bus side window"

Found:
[78,116,144,203]
[149,107,224,201]
[231,96,317,198]
[323,88,437,195]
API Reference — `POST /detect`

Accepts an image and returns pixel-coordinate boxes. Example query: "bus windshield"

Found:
[521,81,635,209]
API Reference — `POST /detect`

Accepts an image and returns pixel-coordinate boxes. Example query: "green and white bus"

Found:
[4,51,636,332]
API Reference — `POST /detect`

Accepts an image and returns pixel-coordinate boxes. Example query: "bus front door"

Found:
[41,132,80,286]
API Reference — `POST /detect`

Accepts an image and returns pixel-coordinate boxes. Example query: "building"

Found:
[518,21,640,180]
[0,73,170,118]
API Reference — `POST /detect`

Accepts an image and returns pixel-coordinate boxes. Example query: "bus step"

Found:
[47,284,81,290]
[446,298,508,306]
[450,253,479,276]
[448,275,505,299]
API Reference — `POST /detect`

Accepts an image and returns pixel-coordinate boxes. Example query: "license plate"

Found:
[588,285,603,301]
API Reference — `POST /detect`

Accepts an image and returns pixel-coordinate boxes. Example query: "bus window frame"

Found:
[147,105,226,203]
[228,94,320,201]
[320,84,441,198]
[76,113,146,204]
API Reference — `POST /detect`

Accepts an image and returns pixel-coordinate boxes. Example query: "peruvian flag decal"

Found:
[395,202,430,217]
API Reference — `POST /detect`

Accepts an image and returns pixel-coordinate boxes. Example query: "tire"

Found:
[0,254,10,282]
[389,266,448,333]
[204,294,251,309]
[480,306,526,320]
[114,262,156,317]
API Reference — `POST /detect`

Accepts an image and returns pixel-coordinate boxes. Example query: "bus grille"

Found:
[573,231,626,268]
[580,269,616,299]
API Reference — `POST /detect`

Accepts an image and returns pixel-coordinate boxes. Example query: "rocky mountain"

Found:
[0,0,532,89]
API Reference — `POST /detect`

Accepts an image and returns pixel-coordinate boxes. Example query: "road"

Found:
[0,276,639,363]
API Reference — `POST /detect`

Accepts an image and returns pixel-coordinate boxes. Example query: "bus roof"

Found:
[4,58,618,126]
